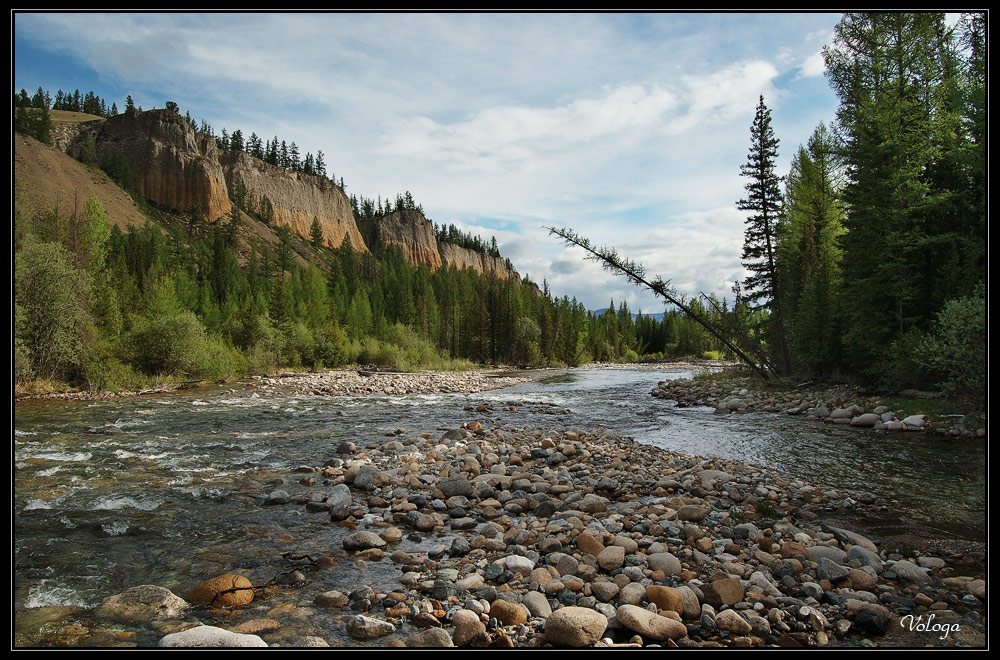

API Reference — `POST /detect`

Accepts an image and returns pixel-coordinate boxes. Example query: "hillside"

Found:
[14,131,149,231]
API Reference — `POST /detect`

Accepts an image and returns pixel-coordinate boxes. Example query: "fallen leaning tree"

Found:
[547,227,774,381]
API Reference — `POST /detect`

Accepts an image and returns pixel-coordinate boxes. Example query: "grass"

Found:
[49,109,106,124]
[756,500,780,522]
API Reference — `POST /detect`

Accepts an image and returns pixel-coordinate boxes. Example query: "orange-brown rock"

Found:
[646,585,684,615]
[577,531,606,556]
[380,208,517,279]
[186,574,254,607]
[489,599,528,626]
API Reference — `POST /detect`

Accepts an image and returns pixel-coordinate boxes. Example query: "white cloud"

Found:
[798,51,827,78]
[380,84,679,171]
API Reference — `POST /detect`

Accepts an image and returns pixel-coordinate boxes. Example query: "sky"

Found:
[14,11,854,314]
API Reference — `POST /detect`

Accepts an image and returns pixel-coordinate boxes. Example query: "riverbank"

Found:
[651,371,986,439]
[18,419,985,648]
[12,367,532,404]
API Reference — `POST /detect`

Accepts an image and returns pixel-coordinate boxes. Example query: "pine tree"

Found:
[777,123,844,375]
[310,216,324,247]
[738,95,790,375]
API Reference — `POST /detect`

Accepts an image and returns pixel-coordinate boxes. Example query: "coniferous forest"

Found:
[13,13,985,412]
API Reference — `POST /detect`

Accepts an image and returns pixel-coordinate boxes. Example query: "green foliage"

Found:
[915,285,986,409]
[77,133,98,167]
[127,278,209,376]
[15,239,92,381]
[14,303,35,384]
[777,124,845,376]
[310,216,324,247]
[738,96,790,375]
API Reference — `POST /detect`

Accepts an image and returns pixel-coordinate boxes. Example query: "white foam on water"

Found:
[102,521,129,536]
[114,418,150,429]
[14,429,39,436]
[113,449,137,459]
[23,499,55,511]
[59,516,76,528]
[90,495,161,511]
[24,582,89,609]
[27,451,93,463]
[235,431,275,439]
[36,466,62,477]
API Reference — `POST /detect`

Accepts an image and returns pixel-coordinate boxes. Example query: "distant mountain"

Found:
[589,308,665,322]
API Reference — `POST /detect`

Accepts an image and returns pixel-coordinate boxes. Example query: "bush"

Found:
[15,240,91,381]
[916,285,986,410]
[315,324,351,367]
[128,309,209,376]
[197,336,245,382]
[81,355,145,393]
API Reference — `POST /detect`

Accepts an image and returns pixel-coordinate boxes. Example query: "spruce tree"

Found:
[738,95,790,375]
[310,216,324,247]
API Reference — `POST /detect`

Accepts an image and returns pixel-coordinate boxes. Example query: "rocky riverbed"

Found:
[18,420,986,648]
[249,368,530,397]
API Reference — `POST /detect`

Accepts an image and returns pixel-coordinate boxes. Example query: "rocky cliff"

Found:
[378,209,516,279]
[87,110,367,252]
[51,109,518,275]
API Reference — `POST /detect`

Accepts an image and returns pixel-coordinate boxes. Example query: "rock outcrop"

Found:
[87,110,367,252]
[379,209,516,279]
[378,208,443,271]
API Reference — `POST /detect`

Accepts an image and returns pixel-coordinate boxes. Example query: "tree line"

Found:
[14,181,732,394]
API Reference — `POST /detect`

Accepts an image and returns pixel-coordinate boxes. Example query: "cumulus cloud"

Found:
[798,51,827,78]
[380,84,679,170]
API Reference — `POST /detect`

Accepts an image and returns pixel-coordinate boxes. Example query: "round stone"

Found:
[544,607,608,647]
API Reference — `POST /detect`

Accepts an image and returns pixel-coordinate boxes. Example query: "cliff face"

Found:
[89,110,367,252]
[221,150,363,251]
[377,209,443,271]
[378,209,516,279]
[438,241,514,279]
[58,109,516,273]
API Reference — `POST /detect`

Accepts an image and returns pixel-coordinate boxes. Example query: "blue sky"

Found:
[15,11,856,313]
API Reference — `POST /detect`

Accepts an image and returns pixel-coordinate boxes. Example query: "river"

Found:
[13,365,985,644]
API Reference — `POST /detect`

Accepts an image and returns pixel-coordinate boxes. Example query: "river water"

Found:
[13,365,985,644]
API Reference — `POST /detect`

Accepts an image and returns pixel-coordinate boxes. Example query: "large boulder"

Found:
[94,585,188,623]
[158,625,267,647]
[701,578,744,607]
[544,607,608,647]
[616,604,687,641]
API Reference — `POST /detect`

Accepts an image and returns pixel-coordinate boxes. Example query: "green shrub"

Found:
[15,240,91,380]
[916,284,986,410]
[128,309,209,376]
[197,336,245,382]
[81,355,145,392]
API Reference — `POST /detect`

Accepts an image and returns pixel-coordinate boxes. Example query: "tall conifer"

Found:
[738,95,790,375]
